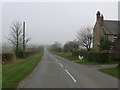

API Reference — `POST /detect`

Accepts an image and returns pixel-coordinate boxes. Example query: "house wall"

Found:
[93,11,116,51]
[100,28,105,38]
[108,35,113,42]
[93,23,113,51]
[93,22,113,51]
[93,22,101,51]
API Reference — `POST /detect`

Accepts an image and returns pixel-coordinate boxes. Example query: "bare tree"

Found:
[8,21,22,56]
[77,27,93,51]
[8,21,30,57]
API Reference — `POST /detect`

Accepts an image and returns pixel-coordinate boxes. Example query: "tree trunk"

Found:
[16,29,19,56]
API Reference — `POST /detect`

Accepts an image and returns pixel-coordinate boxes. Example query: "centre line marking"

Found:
[59,63,63,67]
[65,69,77,83]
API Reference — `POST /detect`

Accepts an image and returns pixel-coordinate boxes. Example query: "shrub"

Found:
[2,53,16,64]
[89,51,109,62]
[100,37,112,50]
[72,50,87,57]
[72,50,89,60]
[72,50,109,62]
[16,51,39,58]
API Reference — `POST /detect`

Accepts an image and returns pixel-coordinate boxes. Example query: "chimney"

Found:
[96,11,101,21]
[100,14,104,26]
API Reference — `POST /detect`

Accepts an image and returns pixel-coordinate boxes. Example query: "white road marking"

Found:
[59,63,63,67]
[65,69,77,83]
[56,59,58,62]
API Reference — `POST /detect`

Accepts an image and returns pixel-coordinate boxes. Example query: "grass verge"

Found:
[54,52,118,65]
[99,67,120,79]
[2,53,43,88]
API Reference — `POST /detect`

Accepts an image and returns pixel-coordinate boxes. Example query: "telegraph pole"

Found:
[23,21,25,57]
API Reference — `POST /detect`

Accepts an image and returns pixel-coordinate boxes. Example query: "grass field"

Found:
[100,67,120,79]
[2,53,43,88]
[55,52,118,65]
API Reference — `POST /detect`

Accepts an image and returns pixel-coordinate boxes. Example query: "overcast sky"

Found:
[2,2,118,45]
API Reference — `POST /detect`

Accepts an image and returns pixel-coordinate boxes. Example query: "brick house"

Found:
[93,11,120,51]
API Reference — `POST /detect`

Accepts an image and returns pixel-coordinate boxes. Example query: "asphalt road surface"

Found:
[22,48,118,88]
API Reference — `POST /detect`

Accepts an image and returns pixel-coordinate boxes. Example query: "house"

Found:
[113,33,120,60]
[93,11,120,51]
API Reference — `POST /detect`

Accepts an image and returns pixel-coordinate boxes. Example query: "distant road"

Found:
[22,48,118,88]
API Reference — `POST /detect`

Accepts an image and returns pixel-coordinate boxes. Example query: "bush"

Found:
[72,50,87,57]
[100,37,112,50]
[2,53,16,64]
[72,50,109,62]
[88,51,109,62]
[16,51,39,58]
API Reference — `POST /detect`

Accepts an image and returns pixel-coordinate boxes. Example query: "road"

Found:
[22,48,118,88]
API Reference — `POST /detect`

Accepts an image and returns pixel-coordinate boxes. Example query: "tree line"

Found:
[50,27,93,52]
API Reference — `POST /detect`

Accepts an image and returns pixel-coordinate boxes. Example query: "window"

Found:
[112,35,117,42]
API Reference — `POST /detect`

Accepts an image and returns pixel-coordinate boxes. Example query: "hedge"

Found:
[2,53,16,64]
[72,50,110,62]
[15,51,39,58]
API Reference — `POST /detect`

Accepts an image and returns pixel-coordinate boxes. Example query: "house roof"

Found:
[103,20,120,35]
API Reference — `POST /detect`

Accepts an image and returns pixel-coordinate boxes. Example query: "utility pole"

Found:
[23,21,25,57]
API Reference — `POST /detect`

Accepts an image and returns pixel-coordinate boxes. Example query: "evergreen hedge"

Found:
[72,50,109,62]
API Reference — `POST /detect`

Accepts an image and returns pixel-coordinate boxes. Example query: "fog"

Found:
[2,2,118,45]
